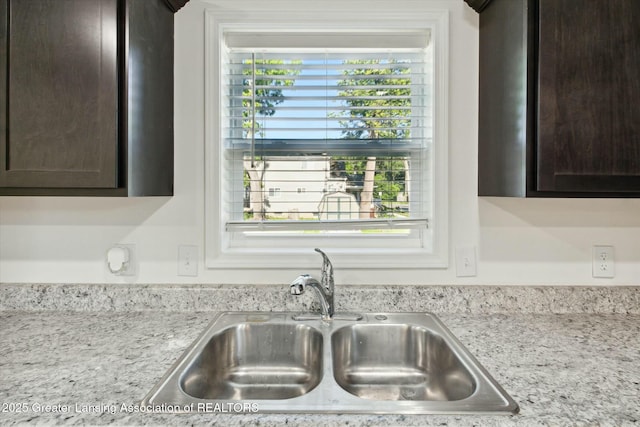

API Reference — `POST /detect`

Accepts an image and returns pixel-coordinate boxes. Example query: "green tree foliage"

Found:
[331,157,407,204]
[242,59,299,137]
[337,59,412,140]
[336,60,413,216]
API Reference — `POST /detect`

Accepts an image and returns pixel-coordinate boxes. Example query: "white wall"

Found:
[1,0,640,286]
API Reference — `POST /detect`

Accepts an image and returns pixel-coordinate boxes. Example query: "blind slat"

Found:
[226,218,428,232]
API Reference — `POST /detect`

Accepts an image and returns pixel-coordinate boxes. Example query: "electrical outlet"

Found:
[106,244,136,276]
[592,245,614,278]
[178,245,198,277]
[455,247,477,277]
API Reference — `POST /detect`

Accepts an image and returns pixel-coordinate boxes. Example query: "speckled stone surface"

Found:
[1,311,639,426]
[1,283,639,314]
[1,284,640,426]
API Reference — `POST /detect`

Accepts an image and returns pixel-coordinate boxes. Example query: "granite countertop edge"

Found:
[1,282,639,314]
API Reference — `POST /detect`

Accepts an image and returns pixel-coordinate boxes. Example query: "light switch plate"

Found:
[455,247,477,277]
[178,245,198,277]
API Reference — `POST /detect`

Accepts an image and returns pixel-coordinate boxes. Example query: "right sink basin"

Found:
[332,323,476,401]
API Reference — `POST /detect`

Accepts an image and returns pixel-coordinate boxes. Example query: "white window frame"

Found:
[204,1,449,270]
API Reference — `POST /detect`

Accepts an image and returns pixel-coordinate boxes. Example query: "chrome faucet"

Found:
[290,248,334,320]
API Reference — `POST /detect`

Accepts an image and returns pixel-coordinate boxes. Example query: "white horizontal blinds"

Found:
[223,35,431,231]
[226,53,427,145]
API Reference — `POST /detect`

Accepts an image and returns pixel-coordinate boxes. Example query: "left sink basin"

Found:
[142,312,325,409]
[180,322,323,400]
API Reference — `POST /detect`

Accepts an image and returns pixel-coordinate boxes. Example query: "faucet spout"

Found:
[314,248,334,299]
[289,274,333,320]
[289,249,335,320]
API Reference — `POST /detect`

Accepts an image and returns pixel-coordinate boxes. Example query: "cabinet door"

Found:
[0,0,118,188]
[537,0,640,193]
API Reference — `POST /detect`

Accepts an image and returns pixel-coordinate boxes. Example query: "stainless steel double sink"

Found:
[142,312,519,414]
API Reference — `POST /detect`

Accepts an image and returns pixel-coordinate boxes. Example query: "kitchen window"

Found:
[204,3,449,270]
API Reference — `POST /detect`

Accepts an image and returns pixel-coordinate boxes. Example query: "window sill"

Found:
[206,247,448,270]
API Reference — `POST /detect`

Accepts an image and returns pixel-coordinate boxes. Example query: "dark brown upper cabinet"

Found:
[475,0,640,197]
[0,0,175,196]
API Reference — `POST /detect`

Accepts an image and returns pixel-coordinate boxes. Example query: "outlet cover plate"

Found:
[592,245,614,279]
[107,244,136,276]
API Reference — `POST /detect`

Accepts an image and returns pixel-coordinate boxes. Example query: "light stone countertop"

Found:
[1,284,639,426]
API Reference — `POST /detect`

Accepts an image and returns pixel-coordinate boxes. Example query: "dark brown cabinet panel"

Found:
[476,0,640,197]
[537,0,640,192]
[1,0,118,189]
[0,0,175,196]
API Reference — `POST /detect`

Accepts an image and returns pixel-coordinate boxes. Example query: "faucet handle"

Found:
[290,275,308,295]
[314,248,334,294]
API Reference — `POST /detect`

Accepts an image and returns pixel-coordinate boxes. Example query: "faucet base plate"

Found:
[292,312,363,321]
